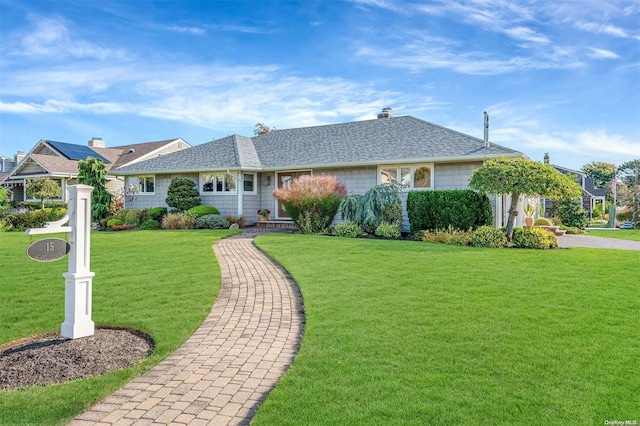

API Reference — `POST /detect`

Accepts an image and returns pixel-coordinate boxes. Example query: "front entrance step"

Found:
[255,220,298,230]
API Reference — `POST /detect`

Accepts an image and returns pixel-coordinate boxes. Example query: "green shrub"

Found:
[533,217,553,226]
[512,227,558,249]
[107,218,124,228]
[124,209,142,225]
[361,184,402,233]
[616,210,633,221]
[332,221,365,238]
[161,212,196,230]
[375,222,401,239]
[422,226,473,246]
[140,219,161,230]
[166,177,201,212]
[148,207,167,221]
[471,226,509,248]
[273,175,347,234]
[1,207,66,231]
[187,205,220,218]
[407,189,492,233]
[195,214,230,229]
[563,226,585,234]
[550,217,563,226]
[115,209,128,221]
[551,198,588,229]
[381,202,403,227]
[340,194,364,224]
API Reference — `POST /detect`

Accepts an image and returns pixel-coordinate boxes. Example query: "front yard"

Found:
[0,230,637,424]
[253,234,639,425]
[0,230,236,425]
[587,229,640,241]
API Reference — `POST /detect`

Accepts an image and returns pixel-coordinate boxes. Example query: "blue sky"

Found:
[1,0,639,171]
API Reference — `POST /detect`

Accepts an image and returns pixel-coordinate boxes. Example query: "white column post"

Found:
[60,184,95,339]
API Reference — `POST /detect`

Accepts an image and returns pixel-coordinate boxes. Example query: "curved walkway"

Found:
[558,234,640,250]
[71,231,304,425]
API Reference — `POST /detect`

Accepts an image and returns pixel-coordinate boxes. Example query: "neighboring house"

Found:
[2,137,190,204]
[542,153,607,219]
[114,110,526,229]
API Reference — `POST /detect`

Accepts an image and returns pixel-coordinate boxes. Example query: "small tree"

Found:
[581,161,616,189]
[254,123,275,136]
[469,157,582,240]
[77,157,112,221]
[0,186,9,207]
[551,198,588,228]
[273,175,346,233]
[26,177,62,209]
[166,177,201,212]
[617,159,640,220]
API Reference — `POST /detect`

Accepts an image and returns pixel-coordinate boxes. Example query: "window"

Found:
[25,177,64,201]
[243,173,255,192]
[379,164,433,190]
[200,173,237,193]
[128,176,154,194]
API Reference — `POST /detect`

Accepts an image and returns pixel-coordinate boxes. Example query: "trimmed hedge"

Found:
[187,205,220,218]
[407,189,492,233]
[512,227,559,249]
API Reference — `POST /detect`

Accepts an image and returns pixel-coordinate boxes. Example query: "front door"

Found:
[276,171,311,218]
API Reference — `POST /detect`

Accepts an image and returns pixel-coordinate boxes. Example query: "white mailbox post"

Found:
[26,184,95,339]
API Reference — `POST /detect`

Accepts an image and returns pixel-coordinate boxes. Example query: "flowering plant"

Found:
[257,209,270,217]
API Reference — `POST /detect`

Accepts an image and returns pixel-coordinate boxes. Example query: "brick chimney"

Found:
[88,137,105,148]
[377,107,394,119]
[544,153,550,164]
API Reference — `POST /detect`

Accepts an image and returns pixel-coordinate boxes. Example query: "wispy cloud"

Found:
[15,15,126,60]
[575,21,629,38]
[587,47,619,59]
[167,25,206,35]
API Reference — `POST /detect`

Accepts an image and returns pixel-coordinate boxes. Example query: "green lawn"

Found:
[0,229,237,425]
[587,229,640,241]
[253,234,639,425]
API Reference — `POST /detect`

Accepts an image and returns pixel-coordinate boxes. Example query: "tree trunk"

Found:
[505,192,521,241]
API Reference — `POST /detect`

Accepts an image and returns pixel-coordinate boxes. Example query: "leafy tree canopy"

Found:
[617,159,640,188]
[580,161,616,188]
[254,122,275,135]
[469,157,582,239]
[26,177,62,209]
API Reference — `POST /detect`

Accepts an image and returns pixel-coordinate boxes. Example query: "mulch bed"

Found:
[0,327,154,390]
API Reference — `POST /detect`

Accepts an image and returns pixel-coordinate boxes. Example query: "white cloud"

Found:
[167,26,206,35]
[587,47,619,59]
[575,21,630,38]
[16,15,126,60]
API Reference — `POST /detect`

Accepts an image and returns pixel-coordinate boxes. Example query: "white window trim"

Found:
[377,163,434,191]
[242,172,257,195]
[128,175,155,195]
[199,172,238,194]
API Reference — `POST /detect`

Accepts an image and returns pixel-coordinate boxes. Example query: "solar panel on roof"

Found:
[47,140,110,163]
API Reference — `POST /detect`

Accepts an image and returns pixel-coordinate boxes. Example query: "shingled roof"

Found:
[115,116,522,175]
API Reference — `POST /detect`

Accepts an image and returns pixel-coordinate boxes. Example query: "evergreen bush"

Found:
[551,198,588,229]
[195,214,230,229]
[361,184,402,233]
[124,209,142,225]
[187,205,220,218]
[140,219,160,230]
[146,207,168,221]
[407,189,492,232]
[166,177,201,212]
[471,226,509,248]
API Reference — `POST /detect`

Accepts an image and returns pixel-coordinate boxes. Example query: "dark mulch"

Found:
[0,327,154,390]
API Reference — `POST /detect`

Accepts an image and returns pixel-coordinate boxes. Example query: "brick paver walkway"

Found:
[71,231,304,425]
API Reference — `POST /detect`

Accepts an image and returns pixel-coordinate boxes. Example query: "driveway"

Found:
[558,234,640,251]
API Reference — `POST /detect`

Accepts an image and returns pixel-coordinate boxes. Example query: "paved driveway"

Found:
[558,235,640,251]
